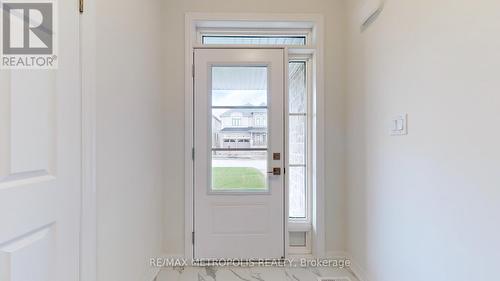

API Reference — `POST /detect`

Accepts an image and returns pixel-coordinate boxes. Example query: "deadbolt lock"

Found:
[268,167,281,176]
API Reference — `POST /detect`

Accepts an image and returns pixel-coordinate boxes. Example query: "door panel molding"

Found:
[0,224,55,281]
[0,0,82,278]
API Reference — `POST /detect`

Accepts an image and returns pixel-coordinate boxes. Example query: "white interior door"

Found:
[194,48,285,259]
[0,1,81,281]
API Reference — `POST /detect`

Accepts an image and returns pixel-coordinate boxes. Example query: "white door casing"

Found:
[0,1,81,280]
[193,48,285,259]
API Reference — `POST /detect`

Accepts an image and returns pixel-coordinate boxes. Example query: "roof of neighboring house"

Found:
[212,115,221,122]
[220,127,267,133]
[219,104,267,117]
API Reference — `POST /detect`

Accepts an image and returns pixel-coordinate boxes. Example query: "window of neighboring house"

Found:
[232,118,241,126]
[200,29,314,255]
[255,117,262,127]
[255,134,262,144]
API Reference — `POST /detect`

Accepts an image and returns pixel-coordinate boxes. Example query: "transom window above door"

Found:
[202,35,307,45]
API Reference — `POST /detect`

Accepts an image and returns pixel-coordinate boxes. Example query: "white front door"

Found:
[0,1,81,280]
[193,48,285,259]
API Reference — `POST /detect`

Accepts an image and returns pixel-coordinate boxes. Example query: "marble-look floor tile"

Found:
[156,266,357,281]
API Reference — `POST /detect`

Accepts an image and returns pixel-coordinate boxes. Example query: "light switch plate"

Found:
[390,113,408,136]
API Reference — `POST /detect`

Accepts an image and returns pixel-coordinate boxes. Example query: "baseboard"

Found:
[145,253,184,280]
[144,267,160,281]
[325,251,349,259]
[160,253,186,259]
[344,253,370,281]
[324,251,369,281]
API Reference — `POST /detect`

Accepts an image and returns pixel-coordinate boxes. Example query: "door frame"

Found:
[80,0,97,280]
[185,13,326,260]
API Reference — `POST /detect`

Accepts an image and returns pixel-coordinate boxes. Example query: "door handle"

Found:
[267,167,281,176]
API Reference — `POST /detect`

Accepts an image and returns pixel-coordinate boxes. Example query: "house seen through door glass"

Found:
[211,67,268,191]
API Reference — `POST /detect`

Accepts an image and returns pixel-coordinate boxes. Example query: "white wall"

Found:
[163,0,348,255]
[95,0,166,280]
[346,1,500,280]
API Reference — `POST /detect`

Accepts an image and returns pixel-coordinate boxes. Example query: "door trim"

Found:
[80,0,97,280]
[184,13,326,260]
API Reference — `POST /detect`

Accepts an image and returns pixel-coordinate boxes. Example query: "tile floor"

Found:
[156,265,358,281]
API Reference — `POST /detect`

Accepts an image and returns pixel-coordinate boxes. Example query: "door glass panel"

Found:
[211,66,268,191]
[288,61,308,219]
[212,151,267,190]
[289,62,306,113]
[212,67,267,107]
[289,116,306,165]
[289,166,306,218]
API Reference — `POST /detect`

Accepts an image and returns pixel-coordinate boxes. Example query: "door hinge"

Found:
[79,0,84,13]
[192,231,195,244]
[191,147,195,160]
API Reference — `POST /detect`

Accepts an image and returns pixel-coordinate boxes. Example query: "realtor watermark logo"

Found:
[1,0,57,69]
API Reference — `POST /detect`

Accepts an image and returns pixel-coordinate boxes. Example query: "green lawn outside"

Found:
[212,167,266,190]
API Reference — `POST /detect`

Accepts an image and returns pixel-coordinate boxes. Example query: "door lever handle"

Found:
[267,167,281,176]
